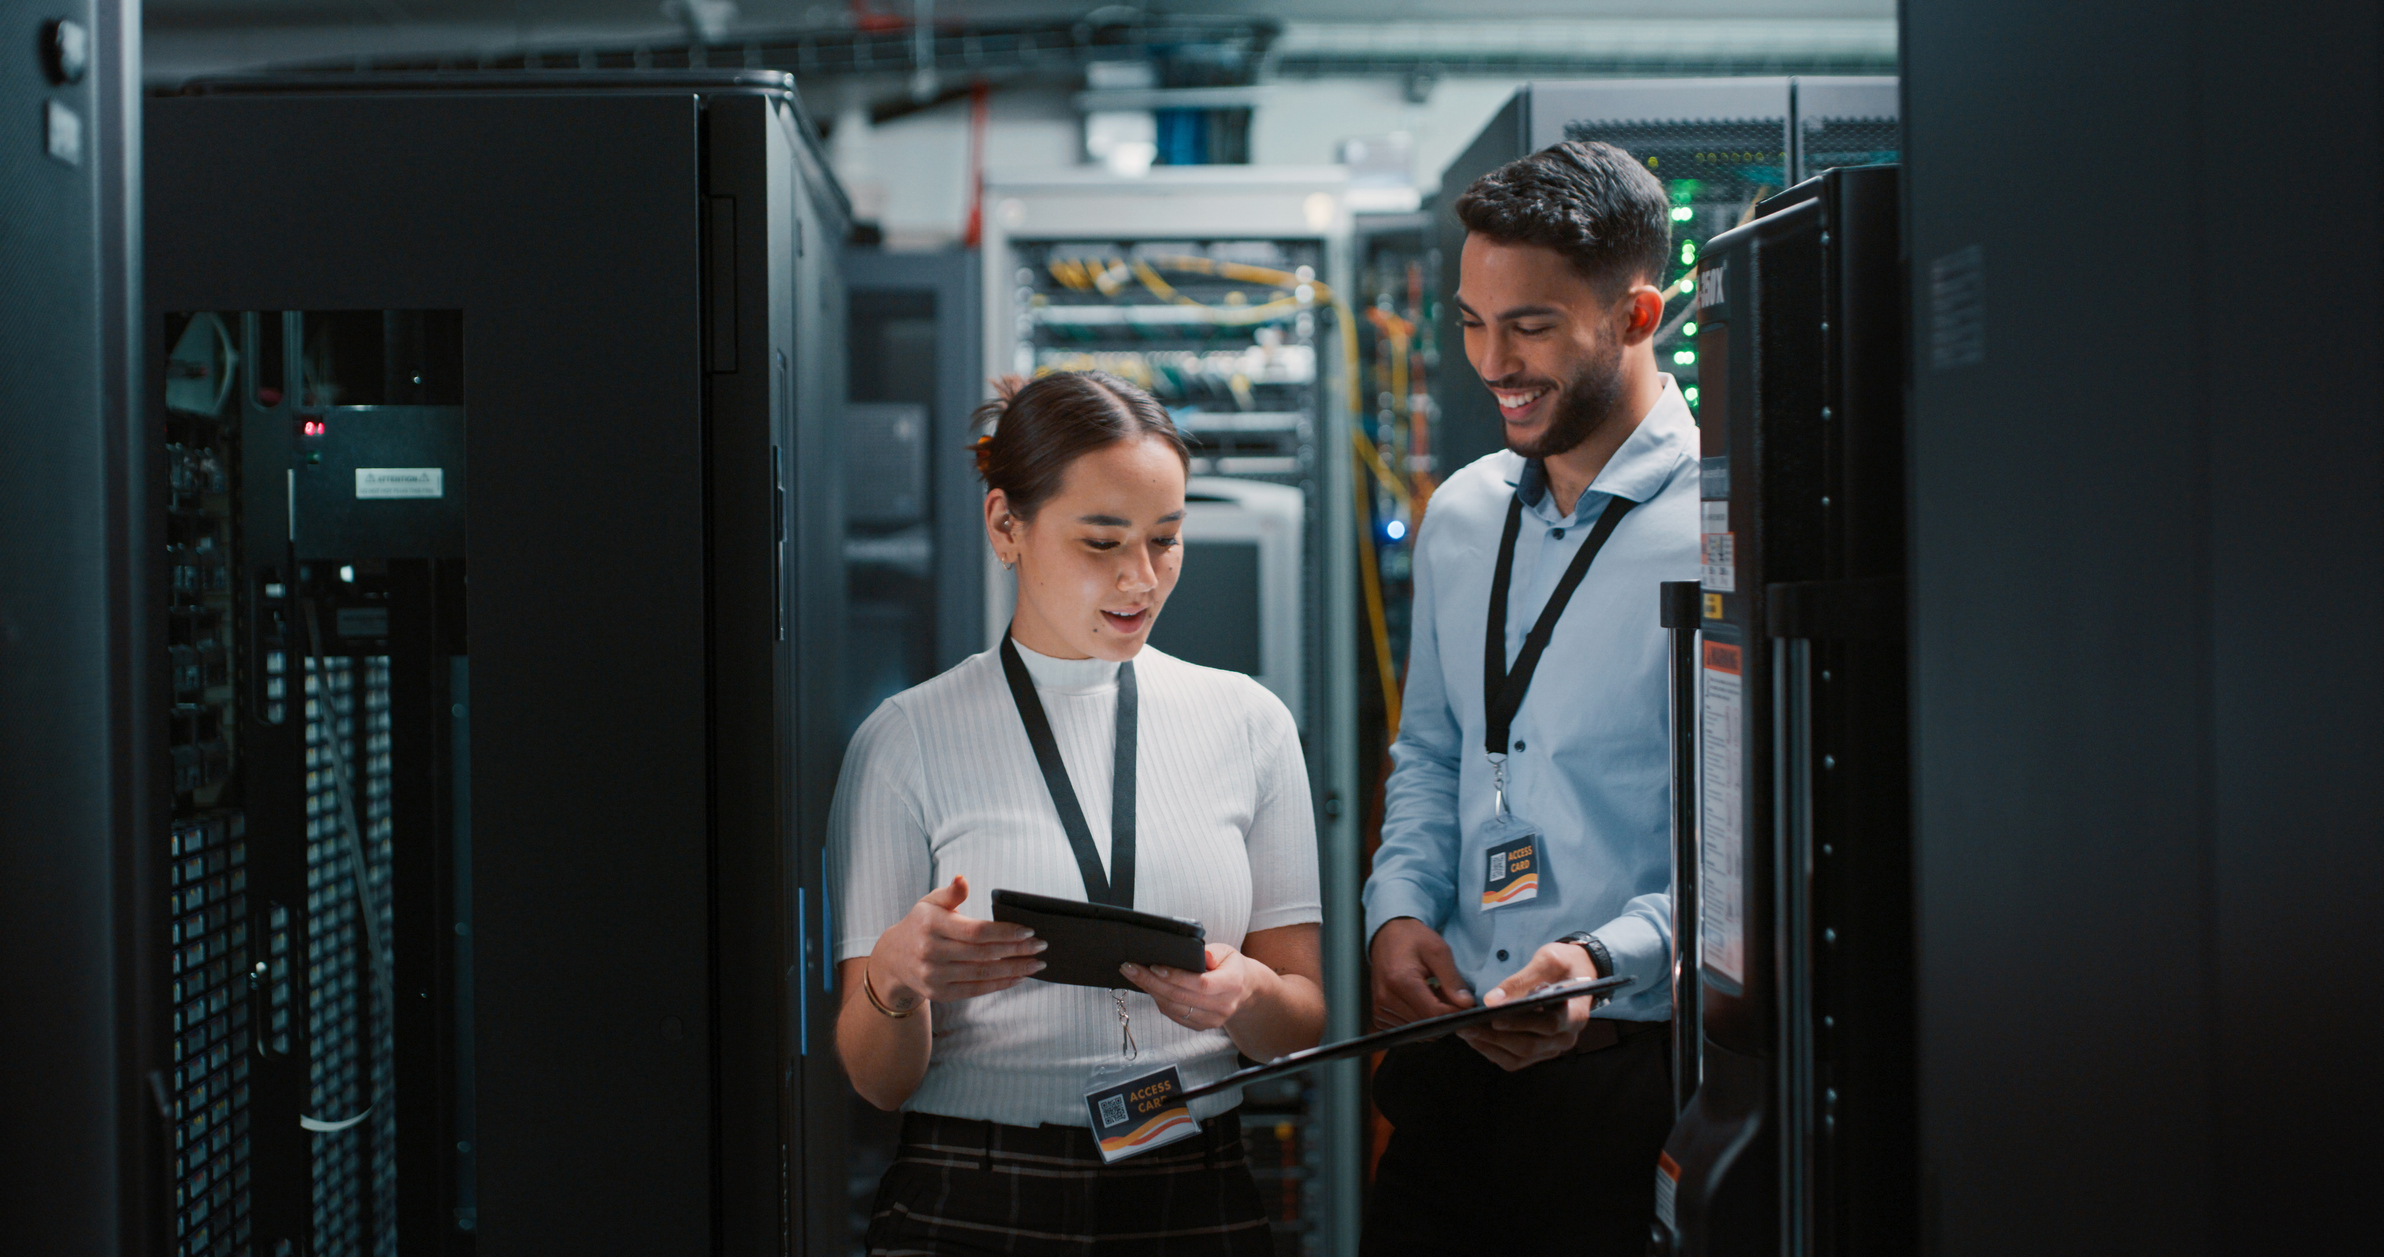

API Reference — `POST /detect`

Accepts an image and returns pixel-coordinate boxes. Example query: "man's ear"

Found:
[1617,282,1667,347]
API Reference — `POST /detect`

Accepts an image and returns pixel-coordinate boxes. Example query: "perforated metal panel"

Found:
[164,312,256,1257]
[303,654,396,1256]
[1799,116,1901,178]
[169,813,255,1257]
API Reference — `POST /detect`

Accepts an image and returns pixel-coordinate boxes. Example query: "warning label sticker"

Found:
[355,467,444,500]
[1699,640,1745,987]
[1700,500,1734,592]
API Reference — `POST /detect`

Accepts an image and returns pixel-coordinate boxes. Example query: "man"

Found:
[1361,140,1698,1257]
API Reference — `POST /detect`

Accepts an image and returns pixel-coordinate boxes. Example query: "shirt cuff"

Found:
[1587,912,1668,1007]
[1362,880,1449,949]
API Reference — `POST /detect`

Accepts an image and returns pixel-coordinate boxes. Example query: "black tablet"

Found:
[990,888,1209,990]
[1178,973,1635,1099]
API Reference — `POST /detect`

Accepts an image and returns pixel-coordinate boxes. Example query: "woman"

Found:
[828,371,1326,1256]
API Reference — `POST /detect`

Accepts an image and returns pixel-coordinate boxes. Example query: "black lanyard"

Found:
[1483,490,1637,758]
[999,636,1138,908]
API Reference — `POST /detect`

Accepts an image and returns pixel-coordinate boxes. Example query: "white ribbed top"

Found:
[827,640,1323,1127]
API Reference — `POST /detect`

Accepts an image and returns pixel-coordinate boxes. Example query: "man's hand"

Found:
[1370,916,1475,1029]
[1455,940,1600,1071]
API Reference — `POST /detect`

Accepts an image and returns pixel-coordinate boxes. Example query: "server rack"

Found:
[1431,78,1898,474]
[1901,4,2383,1252]
[842,248,985,711]
[146,71,851,1255]
[1651,165,1908,1257]
[0,2,155,1252]
[837,247,982,1248]
[980,167,1363,1257]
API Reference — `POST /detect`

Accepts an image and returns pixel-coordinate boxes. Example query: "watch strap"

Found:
[1557,931,1614,981]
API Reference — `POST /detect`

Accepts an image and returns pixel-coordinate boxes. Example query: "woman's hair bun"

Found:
[970,375,1028,476]
[968,370,1189,520]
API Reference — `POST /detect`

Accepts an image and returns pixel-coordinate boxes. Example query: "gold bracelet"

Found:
[862,965,919,1019]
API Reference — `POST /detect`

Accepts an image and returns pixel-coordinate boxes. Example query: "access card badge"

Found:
[1084,1065,1199,1163]
[1482,831,1542,908]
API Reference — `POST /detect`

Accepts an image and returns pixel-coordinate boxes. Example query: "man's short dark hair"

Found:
[1454,140,1672,294]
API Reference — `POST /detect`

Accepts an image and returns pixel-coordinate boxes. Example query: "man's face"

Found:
[1456,235,1629,460]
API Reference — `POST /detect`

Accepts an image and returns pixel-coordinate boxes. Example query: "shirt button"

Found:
[1496,949,1509,961]
[1513,740,1526,751]
[1550,527,1567,540]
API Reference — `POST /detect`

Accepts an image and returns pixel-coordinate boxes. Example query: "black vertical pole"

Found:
[1661,578,1706,1113]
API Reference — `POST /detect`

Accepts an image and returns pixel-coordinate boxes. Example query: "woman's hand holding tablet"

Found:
[1119,945,1267,1033]
[864,875,1050,1011]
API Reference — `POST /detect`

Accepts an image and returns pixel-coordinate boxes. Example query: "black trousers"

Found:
[1361,1026,1674,1257]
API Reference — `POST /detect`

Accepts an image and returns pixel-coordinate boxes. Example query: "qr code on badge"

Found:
[1099,1095,1128,1127]
[1490,852,1507,881]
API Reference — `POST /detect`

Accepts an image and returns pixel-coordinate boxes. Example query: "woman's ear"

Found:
[984,488,1021,565]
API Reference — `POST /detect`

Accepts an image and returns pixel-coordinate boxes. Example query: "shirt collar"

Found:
[1011,637,1123,695]
[1508,374,1698,521]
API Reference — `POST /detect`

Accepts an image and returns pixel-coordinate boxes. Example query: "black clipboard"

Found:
[990,888,1207,990]
[1178,974,1635,1100]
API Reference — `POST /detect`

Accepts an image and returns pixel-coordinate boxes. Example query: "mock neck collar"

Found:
[1011,637,1124,695]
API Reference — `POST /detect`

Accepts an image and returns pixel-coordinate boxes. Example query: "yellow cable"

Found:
[1130,258,1198,307]
[1070,251,1414,744]
[1352,431,1412,514]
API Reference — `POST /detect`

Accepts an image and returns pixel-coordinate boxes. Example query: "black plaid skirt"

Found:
[865,1109,1275,1257]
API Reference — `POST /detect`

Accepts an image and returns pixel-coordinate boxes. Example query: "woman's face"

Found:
[988,435,1188,662]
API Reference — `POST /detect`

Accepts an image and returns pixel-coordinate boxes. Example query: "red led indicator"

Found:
[302,421,326,436]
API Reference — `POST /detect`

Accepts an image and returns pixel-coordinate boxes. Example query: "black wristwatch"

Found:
[1556,931,1614,981]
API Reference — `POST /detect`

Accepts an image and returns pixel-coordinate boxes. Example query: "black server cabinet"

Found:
[836,246,981,1251]
[1901,2,2382,1253]
[1653,166,1907,1257]
[842,248,983,711]
[0,2,156,1252]
[146,71,850,1255]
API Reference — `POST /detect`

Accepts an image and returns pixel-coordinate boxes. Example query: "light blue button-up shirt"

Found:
[1364,377,1701,1021]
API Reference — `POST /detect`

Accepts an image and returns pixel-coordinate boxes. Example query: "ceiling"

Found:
[145,1,1897,87]
[149,1,1897,29]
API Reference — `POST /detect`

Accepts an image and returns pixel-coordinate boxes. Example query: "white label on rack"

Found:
[1699,640,1746,987]
[1700,499,1735,592]
[355,468,444,499]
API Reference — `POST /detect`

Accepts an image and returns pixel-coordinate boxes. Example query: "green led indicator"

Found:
[1682,321,1698,338]
[1674,349,1698,365]
[1680,241,1698,264]
[1670,206,1694,222]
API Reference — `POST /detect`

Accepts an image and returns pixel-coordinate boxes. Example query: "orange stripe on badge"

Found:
[1482,874,1539,904]
[1702,640,1742,674]
[1658,1151,1682,1181]
[1100,1112,1196,1153]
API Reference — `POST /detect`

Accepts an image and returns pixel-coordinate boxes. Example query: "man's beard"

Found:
[1502,338,1626,461]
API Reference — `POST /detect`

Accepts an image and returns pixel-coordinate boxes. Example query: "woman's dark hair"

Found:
[971,370,1190,519]
[1453,139,1672,294]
